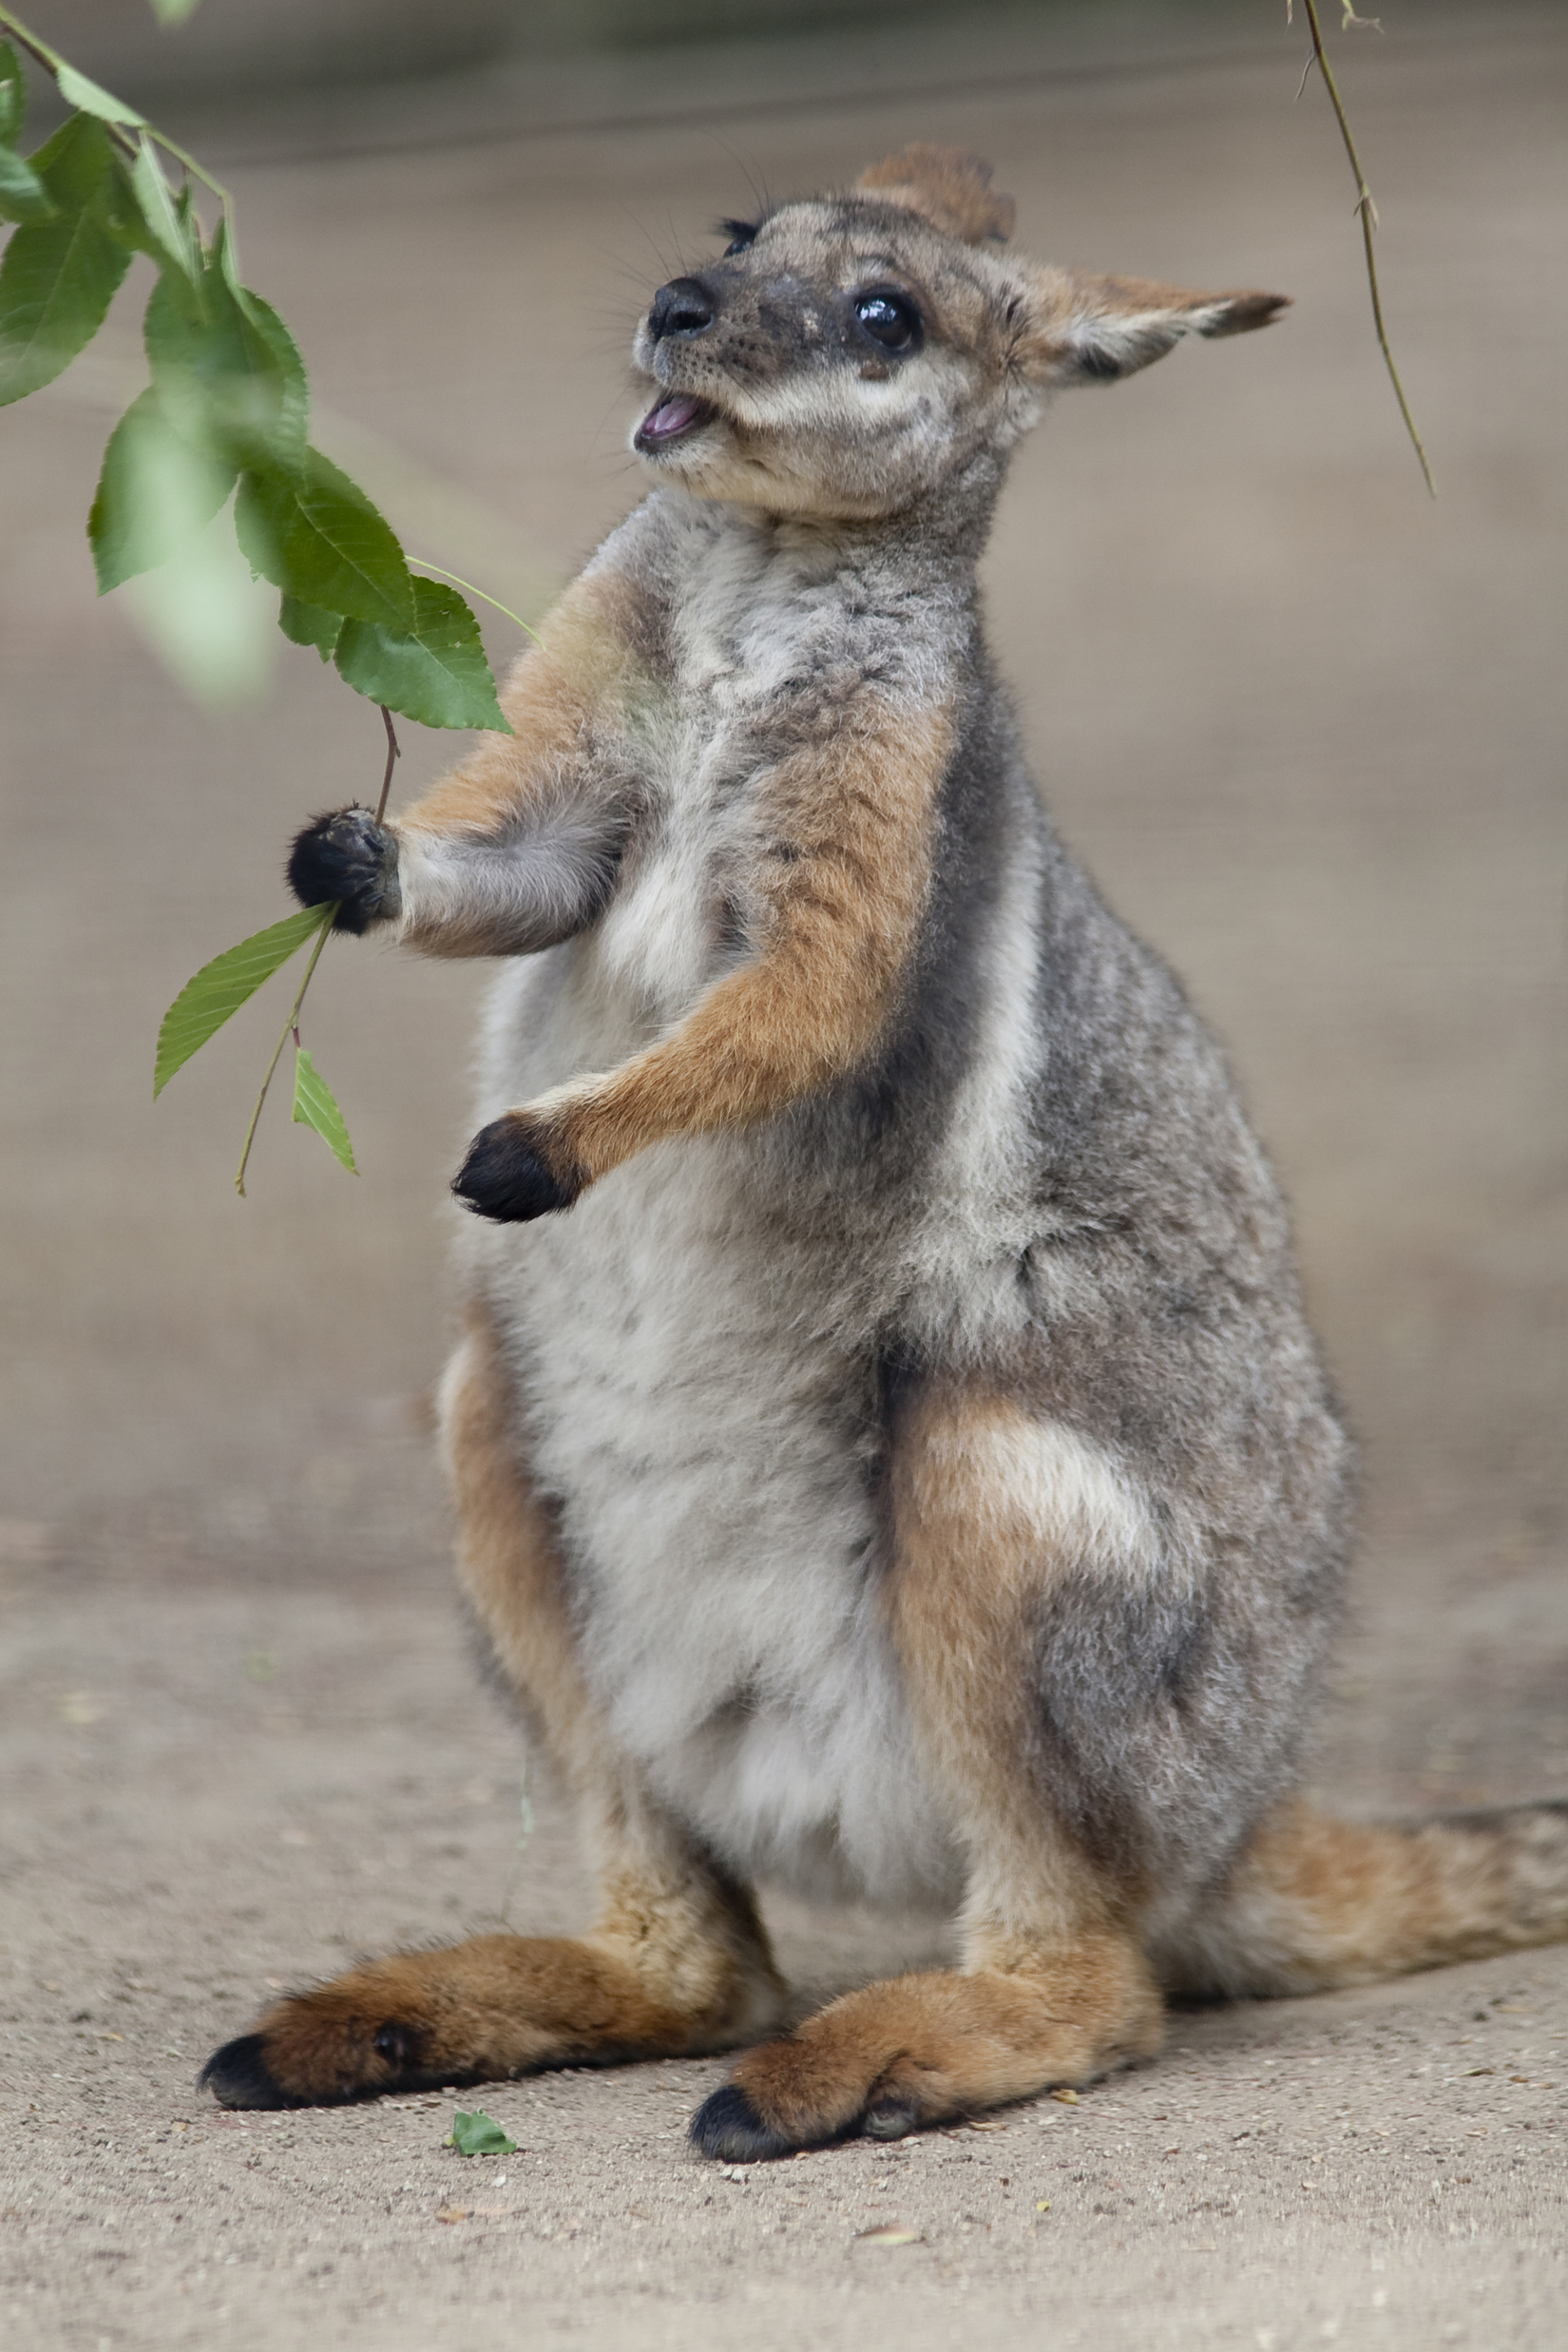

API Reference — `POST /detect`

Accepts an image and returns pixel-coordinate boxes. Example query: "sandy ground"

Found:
[2,6,1565,2346]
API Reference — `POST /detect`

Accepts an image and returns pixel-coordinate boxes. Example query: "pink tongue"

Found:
[642,393,703,439]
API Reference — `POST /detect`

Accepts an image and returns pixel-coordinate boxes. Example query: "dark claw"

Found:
[200,2033,295,2112]
[452,1119,582,1223]
[688,2083,800,2164]
[287,805,401,934]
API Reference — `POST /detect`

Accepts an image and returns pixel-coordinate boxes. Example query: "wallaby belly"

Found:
[468,954,964,1911]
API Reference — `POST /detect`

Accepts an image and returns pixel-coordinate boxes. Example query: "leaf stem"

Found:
[408,557,542,645]
[233,907,335,1197]
[1296,0,1434,495]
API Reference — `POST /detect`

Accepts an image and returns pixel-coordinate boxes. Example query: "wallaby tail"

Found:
[1157,1797,1568,1999]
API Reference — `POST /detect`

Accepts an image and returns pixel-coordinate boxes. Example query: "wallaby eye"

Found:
[718,218,758,257]
[854,290,921,353]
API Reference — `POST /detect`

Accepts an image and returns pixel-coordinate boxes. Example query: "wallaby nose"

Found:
[648,277,717,341]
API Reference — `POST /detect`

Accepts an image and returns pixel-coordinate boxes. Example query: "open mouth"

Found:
[634,392,714,452]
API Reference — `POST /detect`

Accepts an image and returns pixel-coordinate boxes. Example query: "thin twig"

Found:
[497,1756,535,1930]
[1296,0,1435,494]
[233,909,335,1197]
[233,709,399,1193]
[375,704,400,824]
[0,9,237,237]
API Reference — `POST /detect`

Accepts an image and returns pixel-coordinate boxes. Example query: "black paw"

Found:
[200,2033,295,2111]
[287,805,401,934]
[688,2083,797,2164]
[452,1119,583,1223]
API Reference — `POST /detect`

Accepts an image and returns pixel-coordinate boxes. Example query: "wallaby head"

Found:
[630,142,1289,522]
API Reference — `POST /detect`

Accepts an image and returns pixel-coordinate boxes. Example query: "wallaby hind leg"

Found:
[201,1303,786,2110]
[695,1385,1167,2160]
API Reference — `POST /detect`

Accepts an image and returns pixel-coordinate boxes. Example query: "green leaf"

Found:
[0,41,25,147]
[52,63,146,127]
[236,449,415,630]
[127,133,200,284]
[279,593,343,660]
[335,577,511,732]
[89,386,238,591]
[291,1046,357,1174]
[0,143,55,226]
[0,115,134,405]
[154,904,331,1097]
[144,257,308,473]
[447,2110,517,2157]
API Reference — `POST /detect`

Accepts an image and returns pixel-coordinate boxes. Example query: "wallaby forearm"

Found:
[289,564,657,957]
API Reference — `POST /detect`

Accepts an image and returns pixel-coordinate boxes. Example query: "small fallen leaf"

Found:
[854,2222,923,2246]
[470,2203,516,2217]
[434,2206,470,2224]
[447,2109,517,2156]
[1049,2088,1079,2106]
[1035,2199,1052,2212]
[966,2116,1007,2132]
[96,2032,124,2042]
[1463,2067,1495,2077]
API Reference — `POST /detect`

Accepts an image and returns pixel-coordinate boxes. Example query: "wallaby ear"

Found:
[1014,267,1290,387]
[853,145,1016,246]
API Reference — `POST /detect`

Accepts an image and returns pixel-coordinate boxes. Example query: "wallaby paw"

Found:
[452,1115,584,1223]
[199,1996,441,2110]
[287,805,401,933]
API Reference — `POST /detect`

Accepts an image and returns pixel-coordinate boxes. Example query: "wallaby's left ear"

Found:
[1014,267,1290,387]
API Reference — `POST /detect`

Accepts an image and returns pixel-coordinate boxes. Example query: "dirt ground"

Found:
[2,6,1565,2347]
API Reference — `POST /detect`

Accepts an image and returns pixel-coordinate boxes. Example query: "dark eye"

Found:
[854,290,921,353]
[717,218,758,258]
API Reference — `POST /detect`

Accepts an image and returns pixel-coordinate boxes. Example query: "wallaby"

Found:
[201,146,1568,2159]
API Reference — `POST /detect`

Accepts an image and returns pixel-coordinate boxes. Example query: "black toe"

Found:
[200,2033,294,2111]
[864,2096,918,2140]
[452,1121,580,1223]
[688,2083,797,2163]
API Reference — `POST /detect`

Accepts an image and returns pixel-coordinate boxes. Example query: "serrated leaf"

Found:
[154,904,330,1097]
[89,386,237,591]
[128,133,200,283]
[236,449,414,629]
[0,115,133,405]
[335,576,511,732]
[279,593,343,660]
[448,2110,516,2156]
[52,63,146,127]
[291,1046,357,1175]
[0,41,25,147]
[144,258,308,473]
[0,143,55,225]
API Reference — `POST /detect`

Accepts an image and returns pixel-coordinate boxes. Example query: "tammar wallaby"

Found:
[201,146,1567,2158]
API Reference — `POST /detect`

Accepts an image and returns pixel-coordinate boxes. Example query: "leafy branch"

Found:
[0,5,521,1186]
[1290,0,1435,494]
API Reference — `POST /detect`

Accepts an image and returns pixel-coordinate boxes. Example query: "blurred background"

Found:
[2,0,1565,2035]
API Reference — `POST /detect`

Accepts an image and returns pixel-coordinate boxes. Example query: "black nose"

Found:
[648,277,716,341]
